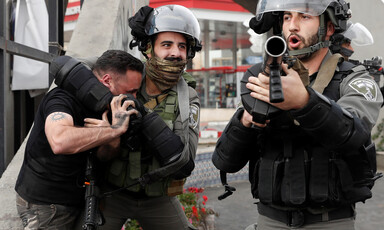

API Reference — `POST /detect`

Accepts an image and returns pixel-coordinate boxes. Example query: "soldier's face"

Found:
[282,11,320,53]
[149,32,187,61]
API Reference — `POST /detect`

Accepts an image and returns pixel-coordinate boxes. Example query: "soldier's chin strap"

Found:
[218,171,236,200]
[288,40,331,56]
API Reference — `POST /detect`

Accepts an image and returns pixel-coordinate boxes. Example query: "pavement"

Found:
[197,147,384,230]
[1,134,383,229]
[200,178,384,230]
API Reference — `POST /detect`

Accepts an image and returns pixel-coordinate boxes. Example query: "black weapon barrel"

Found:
[264,36,287,103]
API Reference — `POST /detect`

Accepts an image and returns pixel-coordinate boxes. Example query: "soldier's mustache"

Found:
[164,57,183,62]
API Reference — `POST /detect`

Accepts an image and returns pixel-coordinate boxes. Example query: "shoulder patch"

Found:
[189,104,199,129]
[348,78,378,101]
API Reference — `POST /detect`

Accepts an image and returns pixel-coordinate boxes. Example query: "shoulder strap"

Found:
[312,53,344,94]
[177,77,190,123]
[182,72,197,89]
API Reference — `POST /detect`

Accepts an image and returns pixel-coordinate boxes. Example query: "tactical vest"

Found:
[106,90,178,196]
[106,72,195,197]
[251,61,377,207]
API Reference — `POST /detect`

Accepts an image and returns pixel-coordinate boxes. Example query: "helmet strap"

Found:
[288,40,331,56]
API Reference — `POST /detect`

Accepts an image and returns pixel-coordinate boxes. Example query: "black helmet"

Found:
[129,5,202,59]
[325,0,352,33]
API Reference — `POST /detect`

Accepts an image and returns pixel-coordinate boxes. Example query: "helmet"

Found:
[145,5,200,41]
[257,0,351,29]
[330,21,373,57]
[129,5,202,59]
[257,0,335,16]
[342,22,374,46]
[256,0,351,56]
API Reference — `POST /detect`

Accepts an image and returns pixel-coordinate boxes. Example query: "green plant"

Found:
[123,219,142,230]
[122,187,218,230]
[178,187,219,229]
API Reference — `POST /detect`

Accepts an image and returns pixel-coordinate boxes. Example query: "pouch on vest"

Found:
[258,139,283,204]
[309,146,329,203]
[333,158,373,204]
[106,149,130,187]
[145,157,167,197]
[281,140,306,205]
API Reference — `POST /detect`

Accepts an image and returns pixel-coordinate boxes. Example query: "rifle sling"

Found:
[312,53,344,93]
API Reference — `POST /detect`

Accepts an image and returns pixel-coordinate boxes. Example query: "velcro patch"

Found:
[348,78,378,101]
[189,104,199,129]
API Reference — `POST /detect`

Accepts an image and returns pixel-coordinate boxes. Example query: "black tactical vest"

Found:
[250,61,376,207]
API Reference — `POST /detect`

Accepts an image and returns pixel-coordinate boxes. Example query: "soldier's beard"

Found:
[287,33,319,61]
[145,56,187,92]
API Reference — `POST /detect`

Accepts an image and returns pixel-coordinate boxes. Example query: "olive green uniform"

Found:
[99,74,199,230]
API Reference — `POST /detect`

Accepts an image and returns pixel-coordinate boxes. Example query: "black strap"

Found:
[258,202,355,228]
[54,57,81,86]
[217,171,236,200]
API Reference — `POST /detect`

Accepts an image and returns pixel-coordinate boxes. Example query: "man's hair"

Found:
[93,50,143,77]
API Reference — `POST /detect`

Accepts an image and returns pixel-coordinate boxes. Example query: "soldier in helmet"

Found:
[98,4,201,230]
[212,0,382,229]
[329,22,384,94]
[330,21,374,60]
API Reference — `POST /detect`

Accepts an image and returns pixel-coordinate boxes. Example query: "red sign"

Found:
[149,0,248,12]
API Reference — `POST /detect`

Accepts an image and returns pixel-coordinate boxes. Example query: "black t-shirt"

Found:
[15,88,95,207]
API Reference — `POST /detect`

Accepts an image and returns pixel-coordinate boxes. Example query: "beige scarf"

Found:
[145,56,187,92]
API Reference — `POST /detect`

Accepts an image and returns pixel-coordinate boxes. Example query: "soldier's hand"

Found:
[246,64,309,111]
[278,63,309,110]
[241,109,267,128]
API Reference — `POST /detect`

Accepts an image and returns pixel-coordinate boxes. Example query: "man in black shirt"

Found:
[15,50,143,229]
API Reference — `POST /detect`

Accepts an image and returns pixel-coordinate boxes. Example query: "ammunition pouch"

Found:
[252,134,378,207]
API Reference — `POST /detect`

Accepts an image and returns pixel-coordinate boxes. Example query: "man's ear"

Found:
[326,21,335,37]
[100,74,111,87]
[146,42,153,59]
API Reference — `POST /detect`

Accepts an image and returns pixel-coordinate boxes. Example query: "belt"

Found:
[258,203,355,228]
[104,182,149,199]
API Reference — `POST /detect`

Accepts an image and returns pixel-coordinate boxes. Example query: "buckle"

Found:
[288,210,305,228]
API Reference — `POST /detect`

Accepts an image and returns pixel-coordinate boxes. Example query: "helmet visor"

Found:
[256,0,337,16]
[343,22,374,46]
